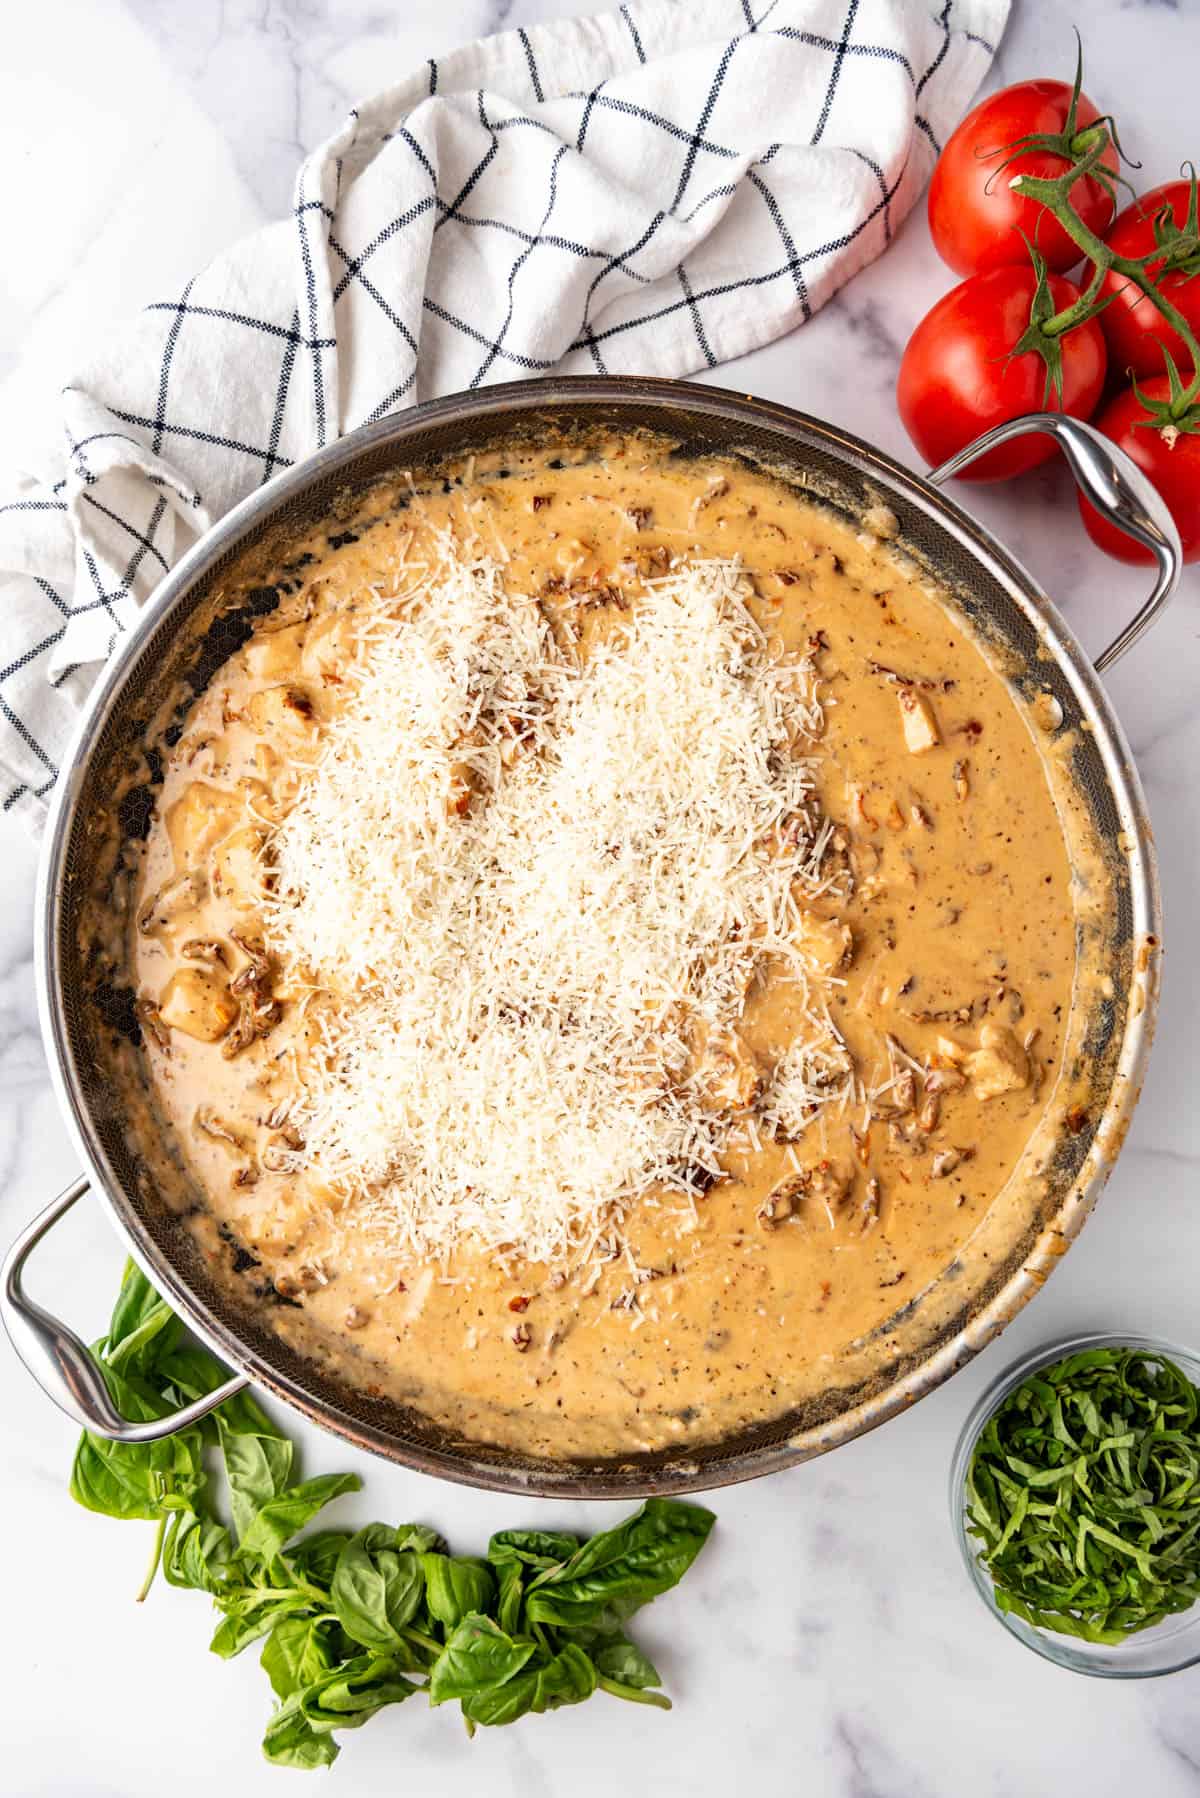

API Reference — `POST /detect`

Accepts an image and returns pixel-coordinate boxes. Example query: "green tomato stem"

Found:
[1068,123,1107,160]
[1011,131,1200,413]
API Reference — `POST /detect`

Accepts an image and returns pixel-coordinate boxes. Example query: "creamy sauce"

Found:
[124,438,1082,1458]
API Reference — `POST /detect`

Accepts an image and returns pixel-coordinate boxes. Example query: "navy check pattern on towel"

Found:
[0,0,1007,829]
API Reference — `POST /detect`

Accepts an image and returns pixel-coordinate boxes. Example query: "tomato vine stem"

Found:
[1010,133,1200,420]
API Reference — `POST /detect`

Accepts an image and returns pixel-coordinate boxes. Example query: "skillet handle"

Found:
[926,412,1182,673]
[1,1175,247,1441]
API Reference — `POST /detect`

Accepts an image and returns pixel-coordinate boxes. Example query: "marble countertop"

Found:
[4,3,1199,1794]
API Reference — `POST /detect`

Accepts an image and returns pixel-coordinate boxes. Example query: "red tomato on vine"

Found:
[1099,181,1200,379]
[1078,376,1200,564]
[928,78,1119,277]
[897,266,1107,480]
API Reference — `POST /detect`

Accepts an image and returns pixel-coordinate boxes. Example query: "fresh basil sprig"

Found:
[966,1345,1200,1643]
[71,1260,715,1767]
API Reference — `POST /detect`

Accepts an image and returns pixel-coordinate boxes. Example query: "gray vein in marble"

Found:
[833,1713,928,1798]
[695,1572,765,1660]
[499,1727,558,1798]
[121,0,510,220]
[823,293,908,374]
[793,1611,834,1673]
[1118,1144,1200,1170]
[1157,1730,1200,1782]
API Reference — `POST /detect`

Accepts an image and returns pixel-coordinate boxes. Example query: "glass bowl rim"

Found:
[949,1328,1200,1679]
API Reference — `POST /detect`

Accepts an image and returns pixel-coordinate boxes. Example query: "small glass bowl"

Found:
[950,1331,1200,1678]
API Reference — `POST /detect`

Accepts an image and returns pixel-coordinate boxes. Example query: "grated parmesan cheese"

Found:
[262,525,844,1273]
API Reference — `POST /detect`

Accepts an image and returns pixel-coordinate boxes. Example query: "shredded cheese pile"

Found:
[264,528,838,1271]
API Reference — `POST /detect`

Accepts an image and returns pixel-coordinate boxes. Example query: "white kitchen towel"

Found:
[0,0,1007,829]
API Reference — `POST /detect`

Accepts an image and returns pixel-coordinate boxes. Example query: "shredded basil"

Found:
[966,1345,1200,1643]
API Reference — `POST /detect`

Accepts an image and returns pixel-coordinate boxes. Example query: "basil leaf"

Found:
[70,1360,206,1521]
[261,1615,338,1699]
[236,1473,361,1566]
[212,1390,295,1542]
[104,1260,179,1374]
[290,1528,353,1590]
[461,1642,597,1727]
[222,1432,295,1543]
[331,1524,426,1651]
[394,1524,444,1555]
[488,1528,580,1568]
[153,1343,230,1403]
[262,1696,340,1769]
[210,1591,318,1660]
[492,1557,525,1637]
[577,1627,661,1689]
[162,1510,233,1594]
[428,1614,536,1706]
[421,1553,495,1631]
[70,1437,162,1521]
[105,1303,180,1378]
[524,1499,715,1628]
[486,1529,578,1635]
[298,1654,418,1733]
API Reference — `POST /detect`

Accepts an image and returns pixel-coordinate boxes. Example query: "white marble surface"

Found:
[4,2,1200,1793]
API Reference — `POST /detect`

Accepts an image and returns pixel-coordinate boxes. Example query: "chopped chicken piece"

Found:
[915,1090,940,1133]
[447,761,479,816]
[796,913,853,976]
[137,869,207,937]
[758,1159,849,1227]
[305,1172,347,1213]
[693,1028,762,1111]
[246,684,320,747]
[965,1022,1030,1101]
[924,1063,967,1095]
[897,685,940,754]
[158,968,238,1043]
[302,613,355,683]
[210,825,268,906]
[243,622,306,681]
[554,538,600,580]
[871,1070,916,1122]
[238,1207,299,1256]
[759,1176,805,1226]
[808,1161,850,1209]
[167,782,243,868]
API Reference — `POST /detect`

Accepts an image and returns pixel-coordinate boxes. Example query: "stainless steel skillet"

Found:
[1,378,1179,1495]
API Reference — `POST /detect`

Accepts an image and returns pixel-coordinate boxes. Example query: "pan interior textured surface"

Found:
[41,379,1158,1495]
